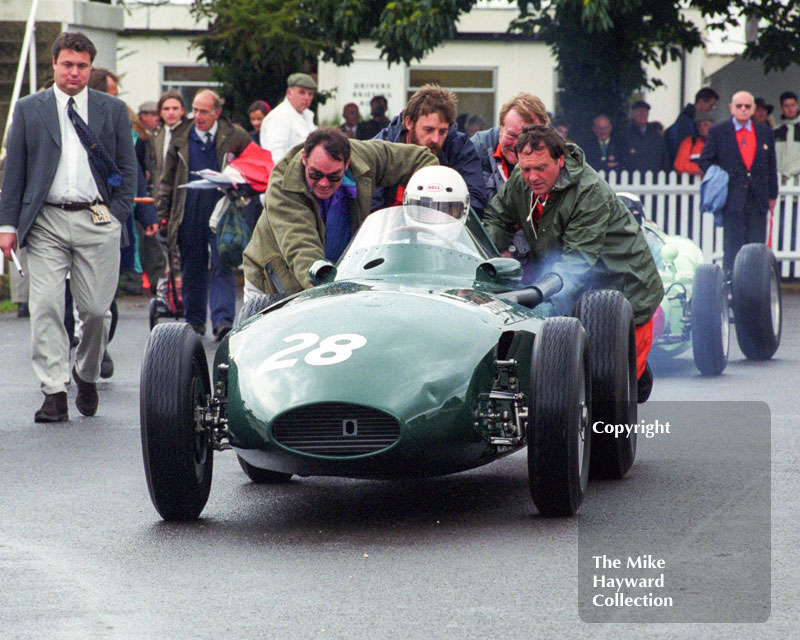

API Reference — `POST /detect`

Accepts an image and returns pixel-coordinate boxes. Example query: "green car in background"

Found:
[617,193,782,377]
[140,206,642,522]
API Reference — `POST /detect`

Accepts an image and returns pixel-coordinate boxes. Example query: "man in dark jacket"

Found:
[665,87,719,164]
[621,100,671,175]
[481,125,662,386]
[156,89,251,340]
[372,84,486,212]
[698,90,778,273]
[581,114,625,174]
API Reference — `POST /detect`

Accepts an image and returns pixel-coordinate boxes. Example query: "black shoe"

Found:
[17,302,30,318]
[637,362,653,404]
[191,323,206,336]
[100,350,114,379]
[214,321,232,342]
[72,367,98,416]
[34,392,69,423]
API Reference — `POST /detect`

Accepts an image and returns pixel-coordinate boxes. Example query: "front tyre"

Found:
[575,290,637,479]
[528,317,591,516]
[141,323,213,521]
[691,263,729,375]
[732,243,781,360]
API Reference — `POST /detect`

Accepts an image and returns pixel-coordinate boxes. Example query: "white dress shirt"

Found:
[47,85,102,204]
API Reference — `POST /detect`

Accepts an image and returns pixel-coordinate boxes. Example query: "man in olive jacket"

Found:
[481,125,662,384]
[243,127,437,297]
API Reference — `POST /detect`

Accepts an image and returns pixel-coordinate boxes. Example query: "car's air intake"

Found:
[272,403,400,456]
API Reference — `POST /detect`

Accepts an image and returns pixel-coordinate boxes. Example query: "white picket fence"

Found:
[3,171,800,278]
[602,171,800,279]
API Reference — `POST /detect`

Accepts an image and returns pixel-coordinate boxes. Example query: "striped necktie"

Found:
[67,97,122,187]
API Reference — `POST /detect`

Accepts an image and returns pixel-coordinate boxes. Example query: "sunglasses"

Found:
[307,168,344,183]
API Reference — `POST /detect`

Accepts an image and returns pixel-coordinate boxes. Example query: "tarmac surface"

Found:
[0,291,797,639]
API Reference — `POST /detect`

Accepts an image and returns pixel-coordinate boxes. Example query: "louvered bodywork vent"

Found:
[272,403,400,456]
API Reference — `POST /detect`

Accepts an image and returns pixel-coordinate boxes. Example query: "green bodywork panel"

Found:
[214,207,545,479]
[643,220,705,359]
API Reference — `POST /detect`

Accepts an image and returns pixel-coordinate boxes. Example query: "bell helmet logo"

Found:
[426,183,444,192]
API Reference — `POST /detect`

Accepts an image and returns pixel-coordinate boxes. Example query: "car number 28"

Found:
[258,333,368,373]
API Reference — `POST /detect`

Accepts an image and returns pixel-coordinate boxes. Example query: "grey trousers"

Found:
[26,204,121,394]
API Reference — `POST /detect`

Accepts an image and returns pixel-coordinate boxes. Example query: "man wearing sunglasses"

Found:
[698,90,778,274]
[243,127,438,298]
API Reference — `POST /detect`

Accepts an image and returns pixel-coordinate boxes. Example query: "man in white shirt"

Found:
[0,31,137,422]
[260,73,317,165]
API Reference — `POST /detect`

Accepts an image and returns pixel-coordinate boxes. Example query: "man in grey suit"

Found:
[0,32,136,422]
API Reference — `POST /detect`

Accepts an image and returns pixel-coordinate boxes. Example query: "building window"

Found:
[408,67,496,129]
[160,64,220,107]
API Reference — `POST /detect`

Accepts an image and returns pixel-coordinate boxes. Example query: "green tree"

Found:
[190,0,331,125]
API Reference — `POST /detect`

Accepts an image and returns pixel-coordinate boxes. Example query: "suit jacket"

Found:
[156,115,251,246]
[620,124,671,175]
[698,119,778,216]
[0,87,137,247]
[580,135,625,174]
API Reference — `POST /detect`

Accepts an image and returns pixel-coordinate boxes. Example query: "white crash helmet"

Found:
[616,191,645,226]
[403,166,470,222]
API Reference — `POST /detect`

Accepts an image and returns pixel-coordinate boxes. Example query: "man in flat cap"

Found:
[138,100,160,135]
[260,72,318,165]
[621,100,670,175]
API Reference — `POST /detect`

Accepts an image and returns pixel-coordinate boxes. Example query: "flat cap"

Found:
[631,100,651,111]
[138,100,158,114]
[287,73,317,90]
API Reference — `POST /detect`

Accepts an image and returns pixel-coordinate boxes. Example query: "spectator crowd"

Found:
[0,29,794,423]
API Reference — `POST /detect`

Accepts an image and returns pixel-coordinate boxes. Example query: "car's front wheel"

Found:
[528,317,591,516]
[140,323,213,521]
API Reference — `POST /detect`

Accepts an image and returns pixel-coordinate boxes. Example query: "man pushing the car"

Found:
[480,125,663,397]
[242,127,438,298]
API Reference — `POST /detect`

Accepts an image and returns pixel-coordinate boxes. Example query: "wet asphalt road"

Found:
[0,292,798,639]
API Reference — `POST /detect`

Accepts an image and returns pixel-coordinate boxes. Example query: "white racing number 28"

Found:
[258,333,367,373]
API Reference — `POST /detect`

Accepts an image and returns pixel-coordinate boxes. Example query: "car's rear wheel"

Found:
[236,455,293,484]
[732,243,781,360]
[691,263,729,375]
[528,317,591,516]
[575,290,637,479]
[236,293,284,326]
[140,323,213,521]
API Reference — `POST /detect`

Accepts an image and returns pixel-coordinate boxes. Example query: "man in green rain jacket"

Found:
[243,127,437,297]
[481,125,662,393]
[482,125,662,324]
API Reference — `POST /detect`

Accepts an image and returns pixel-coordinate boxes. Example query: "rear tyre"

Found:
[575,290,637,480]
[236,293,284,326]
[732,243,781,360]
[237,455,293,484]
[691,263,729,375]
[140,323,213,521]
[528,317,591,516]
